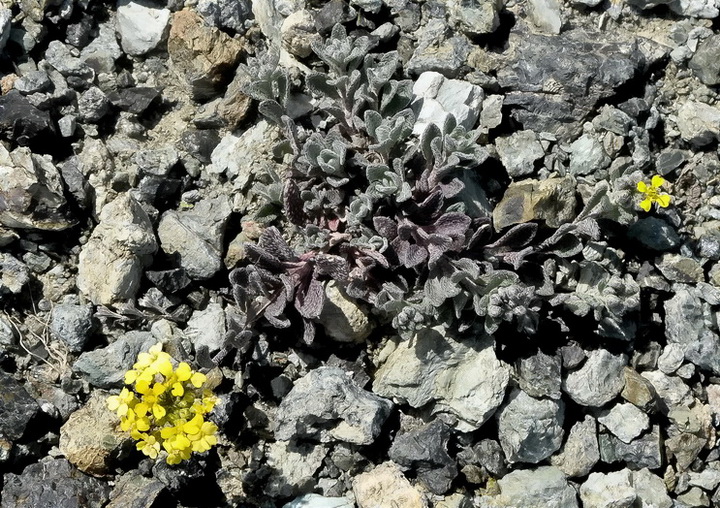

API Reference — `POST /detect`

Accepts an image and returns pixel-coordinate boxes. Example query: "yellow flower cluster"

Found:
[637,175,672,212]
[107,343,218,465]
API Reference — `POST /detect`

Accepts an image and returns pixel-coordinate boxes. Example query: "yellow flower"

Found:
[137,433,161,459]
[107,387,135,417]
[637,175,671,212]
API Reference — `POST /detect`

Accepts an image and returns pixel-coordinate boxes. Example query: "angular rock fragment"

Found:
[0,254,30,295]
[50,302,94,353]
[481,466,579,508]
[275,367,392,445]
[317,281,373,343]
[677,101,720,147]
[598,424,663,470]
[106,472,166,508]
[389,419,457,494]
[59,391,128,476]
[73,331,156,389]
[374,329,509,432]
[168,9,244,100]
[597,403,649,444]
[632,468,672,508]
[185,303,226,354]
[1,458,111,507]
[0,371,39,441]
[579,469,636,508]
[550,415,599,477]
[266,440,328,497]
[157,196,231,280]
[495,130,545,178]
[563,349,626,407]
[411,71,484,136]
[353,462,428,508]
[77,194,157,305]
[496,389,565,464]
[406,19,471,78]
[517,350,562,399]
[492,177,576,231]
[0,145,71,230]
[116,0,170,56]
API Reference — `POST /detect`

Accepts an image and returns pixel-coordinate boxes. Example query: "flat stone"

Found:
[106,472,166,508]
[495,130,545,178]
[568,132,611,176]
[656,254,704,283]
[107,87,161,114]
[627,217,681,252]
[497,389,565,464]
[59,391,128,476]
[353,462,427,508]
[185,303,226,354]
[406,19,472,78]
[580,469,636,508]
[563,349,626,407]
[73,331,156,389]
[598,424,663,470]
[116,0,170,56]
[597,403,649,443]
[373,329,509,432]
[550,415,599,477]
[492,177,577,231]
[640,370,692,412]
[485,466,579,508]
[275,367,392,445]
[657,343,685,374]
[1,458,111,507]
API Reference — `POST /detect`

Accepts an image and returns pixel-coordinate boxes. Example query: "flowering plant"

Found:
[107,343,218,465]
[637,175,671,212]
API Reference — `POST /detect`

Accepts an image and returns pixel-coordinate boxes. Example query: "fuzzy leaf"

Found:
[296,278,325,319]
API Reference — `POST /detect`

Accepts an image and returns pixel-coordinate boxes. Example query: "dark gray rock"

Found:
[1,457,111,508]
[0,371,39,441]
[492,177,577,231]
[106,87,161,114]
[592,105,634,136]
[627,217,681,252]
[497,30,645,141]
[458,438,509,479]
[178,129,221,165]
[14,70,52,94]
[598,424,663,470]
[497,389,565,464]
[135,147,179,177]
[44,40,95,83]
[563,349,626,407]
[77,86,110,123]
[518,351,562,399]
[689,35,720,85]
[145,269,192,293]
[0,91,56,147]
[73,331,156,389]
[50,303,94,353]
[389,419,457,494]
[655,149,688,175]
[275,367,392,445]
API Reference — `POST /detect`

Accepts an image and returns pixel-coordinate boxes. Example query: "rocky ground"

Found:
[3,0,720,507]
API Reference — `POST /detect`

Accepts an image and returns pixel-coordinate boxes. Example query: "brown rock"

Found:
[59,391,129,476]
[167,9,244,101]
[621,367,658,412]
[492,176,576,231]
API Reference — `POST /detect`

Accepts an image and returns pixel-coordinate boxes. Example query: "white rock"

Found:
[580,469,636,508]
[412,71,484,135]
[116,0,170,56]
[487,466,579,508]
[374,329,509,432]
[527,0,563,34]
[563,349,626,407]
[597,403,649,443]
[677,101,720,147]
[631,468,672,508]
[266,441,328,498]
[282,494,354,508]
[353,462,428,508]
[657,343,685,374]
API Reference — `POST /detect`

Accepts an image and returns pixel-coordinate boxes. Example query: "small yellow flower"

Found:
[637,175,671,212]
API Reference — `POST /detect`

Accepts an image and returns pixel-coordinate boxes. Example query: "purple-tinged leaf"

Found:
[396,240,427,268]
[315,254,350,281]
[284,179,308,226]
[485,222,538,253]
[374,216,398,239]
[431,212,471,237]
[296,278,325,319]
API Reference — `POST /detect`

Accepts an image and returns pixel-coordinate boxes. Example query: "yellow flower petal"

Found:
[637,181,648,193]
[639,198,652,212]
[190,372,206,388]
[172,382,184,397]
[152,403,166,419]
[651,175,665,188]
[656,194,671,208]
[176,363,192,382]
[107,396,120,411]
[124,370,139,384]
